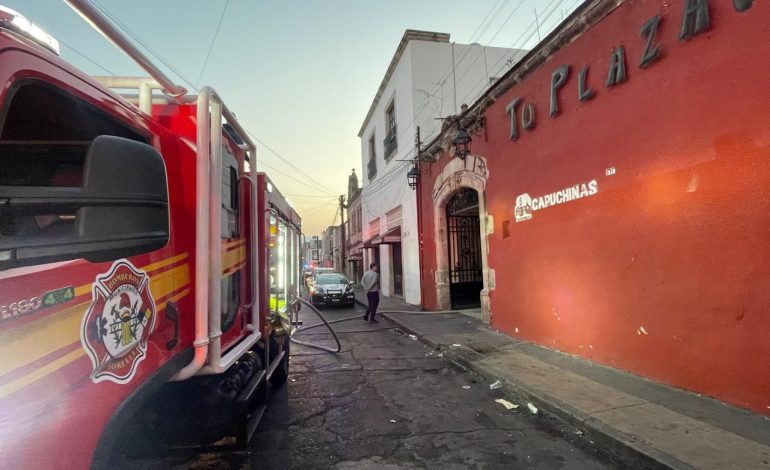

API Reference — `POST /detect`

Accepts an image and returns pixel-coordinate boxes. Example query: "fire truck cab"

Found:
[0,3,301,468]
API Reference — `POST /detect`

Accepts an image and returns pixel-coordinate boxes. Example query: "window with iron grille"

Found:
[383,100,397,159]
[367,133,377,181]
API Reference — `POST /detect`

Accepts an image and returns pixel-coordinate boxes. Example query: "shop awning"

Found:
[372,227,401,245]
[362,234,379,248]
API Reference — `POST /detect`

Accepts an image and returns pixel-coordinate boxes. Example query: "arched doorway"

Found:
[432,154,491,322]
[445,188,483,309]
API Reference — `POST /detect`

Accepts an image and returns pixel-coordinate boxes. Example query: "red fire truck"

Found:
[0,2,303,468]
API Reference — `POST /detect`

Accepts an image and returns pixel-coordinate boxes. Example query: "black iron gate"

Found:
[446,188,482,309]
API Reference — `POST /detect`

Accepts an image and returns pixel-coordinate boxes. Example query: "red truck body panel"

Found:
[0,26,292,467]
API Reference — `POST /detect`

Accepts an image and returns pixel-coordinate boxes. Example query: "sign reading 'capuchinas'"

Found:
[505,0,756,140]
[515,180,598,222]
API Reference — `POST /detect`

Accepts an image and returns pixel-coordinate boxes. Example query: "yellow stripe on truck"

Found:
[222,244,246,274]
[0,349,85,399]
[0,263,190,383]
[0,301,88,377]
[72,253,190,298]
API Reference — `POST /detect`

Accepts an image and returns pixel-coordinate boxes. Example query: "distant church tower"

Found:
[347,168,359,201]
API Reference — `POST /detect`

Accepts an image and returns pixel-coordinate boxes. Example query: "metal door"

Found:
[392,243,403,297]
[446,188,482,309]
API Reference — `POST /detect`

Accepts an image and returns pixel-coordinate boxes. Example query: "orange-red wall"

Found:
[419,0,770,415]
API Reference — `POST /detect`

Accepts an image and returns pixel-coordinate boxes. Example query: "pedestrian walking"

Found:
[360,262,380,322]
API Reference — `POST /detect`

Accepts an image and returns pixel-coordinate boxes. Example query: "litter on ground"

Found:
[462,385,471,389]
[489,380,502,390]
[495,398,518,410]
[527,403,538,414]
[408,334,418,341]
[389,419,397,423]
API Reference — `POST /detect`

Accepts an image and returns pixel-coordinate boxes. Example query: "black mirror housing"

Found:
[0,135,169,269]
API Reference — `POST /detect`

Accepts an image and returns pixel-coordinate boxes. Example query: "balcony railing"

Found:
[383,125,397,160]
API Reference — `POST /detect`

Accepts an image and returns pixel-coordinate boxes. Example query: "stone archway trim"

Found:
[431,154,492,322]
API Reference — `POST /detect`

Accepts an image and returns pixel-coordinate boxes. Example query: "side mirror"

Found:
[0,136,169,269]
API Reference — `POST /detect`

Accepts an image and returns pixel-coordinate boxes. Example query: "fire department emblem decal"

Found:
[81,260,156,384]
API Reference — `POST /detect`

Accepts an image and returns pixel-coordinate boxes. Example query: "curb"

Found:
[380,312,690,470]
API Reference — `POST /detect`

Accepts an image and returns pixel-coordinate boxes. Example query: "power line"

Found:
[91,0,199,91]
[196,0,230,88]
[81,1,339,200]
[453,0,526,88]
[361,161,411,201]
[58,39,116,76]
[457,0,565,109]
[359,0,518,167]
[256,160,335,194]
[330,205,340,227]
[89,2,339,199]
[285,193,340,199]
[298,200,340,221]
[247,130,337,195]
[294,197,338,213]
[467,0,507,42]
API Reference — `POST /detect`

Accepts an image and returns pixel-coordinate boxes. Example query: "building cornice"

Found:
[357,30,450,138]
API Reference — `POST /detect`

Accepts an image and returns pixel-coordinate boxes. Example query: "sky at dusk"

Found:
[5,0,583,235]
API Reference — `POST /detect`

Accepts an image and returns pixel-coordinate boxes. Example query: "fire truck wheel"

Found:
[269,335,290,386]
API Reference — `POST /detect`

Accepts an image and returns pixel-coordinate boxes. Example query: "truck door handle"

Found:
[165,301,179,350]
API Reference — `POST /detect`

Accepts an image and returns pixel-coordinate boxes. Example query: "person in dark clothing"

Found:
[360,262,380,322]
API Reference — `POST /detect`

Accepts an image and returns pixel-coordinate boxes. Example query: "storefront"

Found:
[417,0,770,416]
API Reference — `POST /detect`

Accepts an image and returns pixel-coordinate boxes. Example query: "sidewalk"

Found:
[354,288,770,470]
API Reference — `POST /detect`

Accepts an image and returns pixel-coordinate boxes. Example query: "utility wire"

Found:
[59,39,116,76]
[387,0,515,144]
[91,0,199,92]
[285,193,342,199]
[453,0,526,87]
[196,0,230,88]
[82,1,343,205]
[457,0,565,109]
[294,197,339,213]
[248,130,338,195]
[256,161,336,194]
[365,0,523,160]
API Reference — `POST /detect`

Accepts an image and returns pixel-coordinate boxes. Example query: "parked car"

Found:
[311,267,336,282]
[310,272,355,307]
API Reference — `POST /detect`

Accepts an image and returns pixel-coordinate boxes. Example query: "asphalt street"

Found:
[133,304,618,469]
[253,304,617,469]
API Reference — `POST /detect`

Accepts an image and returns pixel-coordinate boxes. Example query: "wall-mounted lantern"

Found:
[452,127,472,160]
[407,164,419,190]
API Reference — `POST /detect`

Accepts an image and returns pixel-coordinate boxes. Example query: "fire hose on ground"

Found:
[288,296,461,354]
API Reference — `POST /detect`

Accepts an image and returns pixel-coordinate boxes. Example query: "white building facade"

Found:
[359,30,525,305]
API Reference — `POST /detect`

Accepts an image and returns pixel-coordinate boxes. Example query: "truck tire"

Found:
[269,335,290,386]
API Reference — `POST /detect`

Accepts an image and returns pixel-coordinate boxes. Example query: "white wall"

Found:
[359,38,526,305]
[360,44,422,304]
[410,42,527,144]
